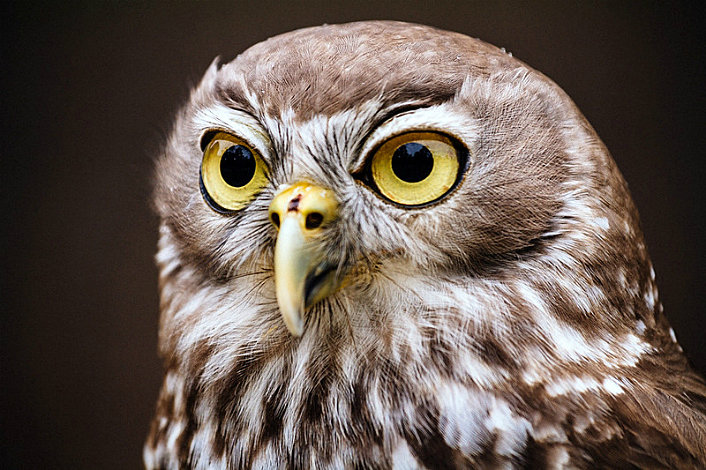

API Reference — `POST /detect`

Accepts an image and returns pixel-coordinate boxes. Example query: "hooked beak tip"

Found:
[283,313,304,337]
[270,182,343,337]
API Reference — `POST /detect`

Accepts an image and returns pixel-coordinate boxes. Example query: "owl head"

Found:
[154,20,664,380]
[145,21,706,469]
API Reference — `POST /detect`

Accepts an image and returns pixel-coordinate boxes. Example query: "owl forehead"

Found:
[214,21,518,121]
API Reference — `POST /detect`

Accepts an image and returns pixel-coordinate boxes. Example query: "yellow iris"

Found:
[200,132,269,212]
[370,132,461,206]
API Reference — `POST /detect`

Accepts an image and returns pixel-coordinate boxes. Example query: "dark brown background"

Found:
[2,2,704,468]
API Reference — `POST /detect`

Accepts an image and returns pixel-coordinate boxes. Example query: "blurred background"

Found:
[2,2,704,468]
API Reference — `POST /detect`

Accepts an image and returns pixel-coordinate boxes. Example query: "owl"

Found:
[144,21,706,469]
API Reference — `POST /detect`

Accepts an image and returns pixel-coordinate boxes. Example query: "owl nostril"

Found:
[305,212,324,230]
[271,212,281,229]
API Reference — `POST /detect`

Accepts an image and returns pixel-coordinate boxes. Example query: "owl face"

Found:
[146,22,704,469]
[154,20,655,375]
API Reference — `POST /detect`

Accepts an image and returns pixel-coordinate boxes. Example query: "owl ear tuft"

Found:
[203,57,221,82]
[189,57,222,105]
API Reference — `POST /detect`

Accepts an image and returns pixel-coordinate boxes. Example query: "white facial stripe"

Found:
[193,103,275,164]
[260,100,384,175]
[353,103,480,172]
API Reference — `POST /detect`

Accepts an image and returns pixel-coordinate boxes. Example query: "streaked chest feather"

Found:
[145,261,650,469]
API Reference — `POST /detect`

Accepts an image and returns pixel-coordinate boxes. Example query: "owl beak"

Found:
[269,183,340,336]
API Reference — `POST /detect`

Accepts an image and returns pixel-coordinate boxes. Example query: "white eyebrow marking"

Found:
[356,103,481,172]
[193,103,275,165]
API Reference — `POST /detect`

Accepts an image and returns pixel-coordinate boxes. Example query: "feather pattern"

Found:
[145,21,706,469]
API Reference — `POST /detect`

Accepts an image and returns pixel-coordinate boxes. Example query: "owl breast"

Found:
[146,20,706,469]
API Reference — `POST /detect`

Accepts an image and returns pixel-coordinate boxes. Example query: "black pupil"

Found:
[391,142,434,183]
[220,144,256,187]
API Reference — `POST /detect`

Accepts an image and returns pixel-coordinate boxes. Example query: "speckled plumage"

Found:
[145,21,706,469]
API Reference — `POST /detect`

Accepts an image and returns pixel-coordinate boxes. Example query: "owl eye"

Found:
[200,132,269,212]
[369,132,463,206]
